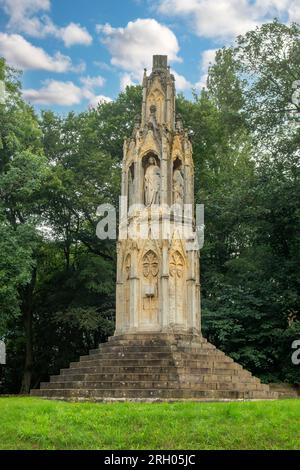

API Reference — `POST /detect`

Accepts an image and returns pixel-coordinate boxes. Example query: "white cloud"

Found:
[60,23,93,48]
[80,75,108,106]
[88,95,112,108]
[0,0,93,47]
[23,80,83,105]
[23,74,111,107]
[172,71,192,91]
[0,0,50,35]
[288,1,300,22]
[201,49,217,72]
[97,18,181,79]
[157,0,296,39]
[0,33,73,71]
[120,73,136,91]
[80,75,106,89]
[194,49,217,90]
[94,61,114,72]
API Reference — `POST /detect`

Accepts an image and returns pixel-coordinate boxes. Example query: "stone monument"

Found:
[115,54,200,337]
[32,56,277,401]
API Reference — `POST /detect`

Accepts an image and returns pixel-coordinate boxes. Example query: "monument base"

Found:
[31,333,278,401]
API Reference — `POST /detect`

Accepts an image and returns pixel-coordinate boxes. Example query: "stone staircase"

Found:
[31,333,278,401]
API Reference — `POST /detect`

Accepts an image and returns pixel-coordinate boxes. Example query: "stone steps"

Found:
[76,357,236,368]
[50,372,258,384]
[31,333,278,401]
[60,365,251,377]
[40,380,269,392]
[31,388,278,400]
[60,365,179,375]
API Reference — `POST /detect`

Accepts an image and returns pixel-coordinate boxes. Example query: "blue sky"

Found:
[0,0,297,114]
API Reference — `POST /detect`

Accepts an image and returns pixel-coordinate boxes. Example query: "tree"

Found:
[199,21,300,383]
[0,59,48,392]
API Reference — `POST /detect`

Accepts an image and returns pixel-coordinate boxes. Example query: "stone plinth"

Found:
[31,333,278,401]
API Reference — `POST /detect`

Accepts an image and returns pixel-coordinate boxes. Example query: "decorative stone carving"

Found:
[143,250,159,279]
[144,157,161,206]
[169,250,186,327]
[125,254,131,279]
[140,129,160,157]
[172,135,183,161]
[142,250,159,326]
[170,251,184,278]
[173,167,184,205]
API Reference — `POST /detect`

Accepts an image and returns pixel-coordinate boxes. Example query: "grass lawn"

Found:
[0,397,299,450]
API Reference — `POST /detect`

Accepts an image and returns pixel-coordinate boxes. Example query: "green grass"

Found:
[0,397,299,450]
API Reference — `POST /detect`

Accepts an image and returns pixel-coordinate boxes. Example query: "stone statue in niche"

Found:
[173,167,184,205]
[144,157,160,206]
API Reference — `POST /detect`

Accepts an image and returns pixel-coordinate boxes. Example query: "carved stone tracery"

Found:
[170,251,184,279]
[143,250,159,279]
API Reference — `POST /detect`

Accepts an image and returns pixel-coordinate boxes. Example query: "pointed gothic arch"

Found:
[169,249,187,328]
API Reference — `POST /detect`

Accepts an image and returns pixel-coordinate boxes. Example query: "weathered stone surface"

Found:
[116,55,200,336]
[31,333,278,401]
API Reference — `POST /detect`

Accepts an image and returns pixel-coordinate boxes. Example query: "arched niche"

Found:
[128,162,135,208]
[147,89,164,124]
[172,157,184,205]
[169,250,187,327]
[142,152,161,207]
[140,249,159,327]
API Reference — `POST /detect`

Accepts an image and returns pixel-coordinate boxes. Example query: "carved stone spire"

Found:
[141,55,176,130]
[116,55,200,336]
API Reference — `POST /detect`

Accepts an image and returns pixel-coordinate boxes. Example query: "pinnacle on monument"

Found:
[152,55,168,71]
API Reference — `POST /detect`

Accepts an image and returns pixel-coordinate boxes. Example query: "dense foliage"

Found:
[0,21,299,393]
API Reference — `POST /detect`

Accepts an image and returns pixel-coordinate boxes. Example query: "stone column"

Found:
[115,242,124,334]
[196,256,201,332]
[161,136,168,206]
[160,240,170,330]
[130,244,139,331]
[186,249,196,332]
[166,78,172,129]
[135,158,144,206]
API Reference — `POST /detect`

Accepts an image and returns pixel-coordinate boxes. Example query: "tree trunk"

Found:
[20,307,33,394]
[20,267,37,394]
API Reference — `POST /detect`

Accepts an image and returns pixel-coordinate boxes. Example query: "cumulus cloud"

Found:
[80,75,106,89]
[80,75,111,106]
[201,49,218,72]
[172,71,192,91]
[23,75,111,107]
[0,0,51,35]
[0,33,73,71]
[88,94,112,108]
[120,73,136,91]
[0,0,93,47]
[194,49,218,90]
[60,23,93,48]
[96,18,181,79]
[23,80,83,105]
[288,1,300,22]
[157,0,296,39]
